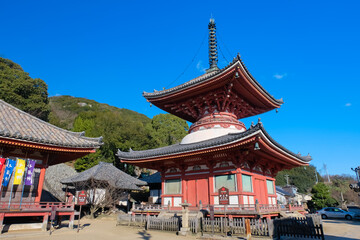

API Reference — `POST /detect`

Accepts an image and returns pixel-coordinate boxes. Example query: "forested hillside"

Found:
[49,95,149,130]
[0,57,189,174]
[49,96,189,173]
[0,57,49,120]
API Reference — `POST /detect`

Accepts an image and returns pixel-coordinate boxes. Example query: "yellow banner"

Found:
[13,159,26,185]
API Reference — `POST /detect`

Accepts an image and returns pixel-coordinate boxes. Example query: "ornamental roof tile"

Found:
[0,99,102,148]
[117,123,312,164]
[61,162,147,191]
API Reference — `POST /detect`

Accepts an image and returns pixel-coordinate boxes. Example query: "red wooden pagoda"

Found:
[118,19,311,218]
[0,99,102,231]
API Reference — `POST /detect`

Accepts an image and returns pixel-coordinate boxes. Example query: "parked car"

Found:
[316,207,356,220]
[347,206,360,219]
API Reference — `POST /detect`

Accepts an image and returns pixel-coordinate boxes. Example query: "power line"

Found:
[165,33,207,89]
[218,43,229,63]
[217,31,233,61]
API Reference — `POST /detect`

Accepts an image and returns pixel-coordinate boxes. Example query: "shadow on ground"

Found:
[137,230,152,240]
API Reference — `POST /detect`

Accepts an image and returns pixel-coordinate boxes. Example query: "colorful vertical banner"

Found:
[2,159,16,187]
[0,158,6,172]
[13,159,26,185]
[24,160,36,185]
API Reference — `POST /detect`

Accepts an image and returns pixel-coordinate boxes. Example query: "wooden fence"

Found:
[147,216,179,231]
[201,217,270,236]
[117,214,179,231]
[274,215,324,240]
[117,214,147,227]
[117,213,324,239]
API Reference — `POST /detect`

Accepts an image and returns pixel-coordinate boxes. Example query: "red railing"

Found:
[259,204,281,213]
[289,204,304,211]
[0,202,74,211]
[133,203,304,214]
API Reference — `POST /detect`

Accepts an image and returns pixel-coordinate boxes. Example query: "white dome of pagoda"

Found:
[180,124,245,144]
[181,112,246,144]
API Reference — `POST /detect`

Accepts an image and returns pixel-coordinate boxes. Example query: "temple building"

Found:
[0,99,102,231]
[117,19,311,217]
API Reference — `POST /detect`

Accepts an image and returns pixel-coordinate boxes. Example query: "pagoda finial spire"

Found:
[207,17,219,73]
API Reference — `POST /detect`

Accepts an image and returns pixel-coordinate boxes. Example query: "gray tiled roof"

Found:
[143,55,283,105]
[44,163,77,201]
[276,186,294,197]
[117,123,312,163]
[0,99,102,148]
[61,162,147,190]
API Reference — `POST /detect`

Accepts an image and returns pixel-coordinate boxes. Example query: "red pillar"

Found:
[35,167,46,202]
[182,178,187,203]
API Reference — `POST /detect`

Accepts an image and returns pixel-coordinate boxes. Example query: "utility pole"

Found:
[315,168,319,184]
[284,174,290,186]
[323,164,331,183]
[350,166,360,193]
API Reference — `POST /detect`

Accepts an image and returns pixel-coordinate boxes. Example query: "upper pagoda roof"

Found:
[117,122,311,168]
[143,55,284,122]
[0,99,103,149]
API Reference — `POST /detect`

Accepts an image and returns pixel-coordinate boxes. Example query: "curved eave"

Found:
[143,57,283,122]
[117,124,310,167]
[0,137,99,153]
[144,59,282,105]
[0,99,103,148]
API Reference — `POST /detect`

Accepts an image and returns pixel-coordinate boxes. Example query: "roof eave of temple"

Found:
[117,123,311,166]
[143,55,283,107]
[0,137,100,153]
[0,99,103,149]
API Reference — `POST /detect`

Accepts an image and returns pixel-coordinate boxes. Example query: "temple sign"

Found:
[218,187,229,205]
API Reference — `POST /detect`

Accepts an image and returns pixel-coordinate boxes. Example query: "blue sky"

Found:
[1,1,359,176]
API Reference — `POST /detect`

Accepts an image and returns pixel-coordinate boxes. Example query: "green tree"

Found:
[148,114,189,147]
[309,183,338,209]
[0,57,50,121]
[72,111,156,173]
[276,165,322,193]
[72,112,189,173]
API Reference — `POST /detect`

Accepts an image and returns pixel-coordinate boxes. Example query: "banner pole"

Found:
[8,159,17,209]
[19,159,28,209]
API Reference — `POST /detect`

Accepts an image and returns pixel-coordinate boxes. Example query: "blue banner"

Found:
[2,159,16,187]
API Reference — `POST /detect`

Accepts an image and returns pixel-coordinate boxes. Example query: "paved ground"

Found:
[1,217,198,240]
[0,217,359,240]
[322,219,360,240]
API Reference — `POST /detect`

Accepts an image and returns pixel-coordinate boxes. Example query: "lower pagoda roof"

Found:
[117,123,312,168]
[0,99,103,149]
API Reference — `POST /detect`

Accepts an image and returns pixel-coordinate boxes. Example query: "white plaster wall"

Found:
[173,197,182,207]
[163,197,172,206]
[181,127,244,144]
[229,195,239,205]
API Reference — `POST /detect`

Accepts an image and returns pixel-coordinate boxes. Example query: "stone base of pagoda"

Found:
[178,227,190,236]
